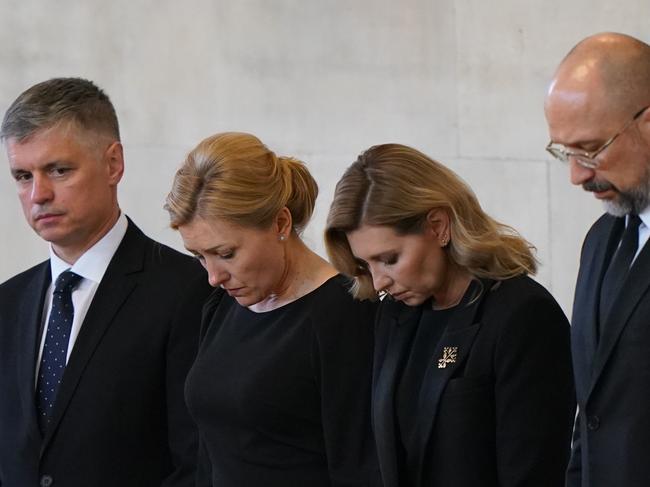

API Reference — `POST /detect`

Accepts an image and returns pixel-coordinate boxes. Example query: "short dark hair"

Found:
[1,77,120,142]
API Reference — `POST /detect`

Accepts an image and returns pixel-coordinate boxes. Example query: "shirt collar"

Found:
[49,213,129,284]
[636,206,650,230]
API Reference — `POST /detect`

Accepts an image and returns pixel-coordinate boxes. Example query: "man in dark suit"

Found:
[545,33,650,486]
[0,78,211,487]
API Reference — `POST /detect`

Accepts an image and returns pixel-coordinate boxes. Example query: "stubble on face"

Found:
[585,159,650,216]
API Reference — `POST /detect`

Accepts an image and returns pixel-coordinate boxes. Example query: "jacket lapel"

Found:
[16,262,51,439]
[571,216,622,403]
[409,283,488,486]
[41,222,145,452]
[590,235,650,395]
[373,303,420,487]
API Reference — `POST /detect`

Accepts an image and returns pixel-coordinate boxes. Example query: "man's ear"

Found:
[105,141,124,186]
[637,107,650,143]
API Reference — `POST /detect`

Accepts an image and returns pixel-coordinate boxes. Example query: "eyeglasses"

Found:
[546,106,649,169]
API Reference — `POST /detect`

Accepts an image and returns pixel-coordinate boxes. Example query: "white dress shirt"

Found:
[633,206,650,263]
[36,213,128,381]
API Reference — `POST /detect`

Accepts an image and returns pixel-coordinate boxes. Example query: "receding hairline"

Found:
[0,77,120,143]
[3,119,118,164]
[550,33,650,113]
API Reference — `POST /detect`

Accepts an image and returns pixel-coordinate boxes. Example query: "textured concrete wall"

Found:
[1,0,648,314]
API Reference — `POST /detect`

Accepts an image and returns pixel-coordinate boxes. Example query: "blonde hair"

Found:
[165,132,318,233]
[325,143,537,300]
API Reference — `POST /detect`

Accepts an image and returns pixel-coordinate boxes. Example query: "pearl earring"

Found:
[440,235,449,247]
[279,234,286,242]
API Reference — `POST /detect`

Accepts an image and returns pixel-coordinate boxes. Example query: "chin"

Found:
[402,295,427,307]
[233,295,254,306]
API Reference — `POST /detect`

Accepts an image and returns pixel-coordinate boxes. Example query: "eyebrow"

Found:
[365,250,397,263]
[553,138,601,150]
[10,160,70,176]
[185,244,229,255]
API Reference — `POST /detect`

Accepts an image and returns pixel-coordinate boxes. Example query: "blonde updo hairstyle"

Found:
[165,132,318,233]
[325,143,537,300]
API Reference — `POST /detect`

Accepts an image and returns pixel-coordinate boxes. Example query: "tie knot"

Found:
[627,214,642,232]
[53,270,82,294]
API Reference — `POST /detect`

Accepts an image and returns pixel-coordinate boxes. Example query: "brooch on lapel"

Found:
[437,346,458,368]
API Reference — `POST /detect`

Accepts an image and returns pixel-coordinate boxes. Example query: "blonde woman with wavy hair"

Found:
[325,143,575,487]
[166,132,379,487]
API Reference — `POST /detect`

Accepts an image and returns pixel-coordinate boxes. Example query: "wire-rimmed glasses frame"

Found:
[546,106,649,169]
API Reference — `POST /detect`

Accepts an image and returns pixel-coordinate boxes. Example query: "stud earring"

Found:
[440,235,449,247]
[279,234,286,242]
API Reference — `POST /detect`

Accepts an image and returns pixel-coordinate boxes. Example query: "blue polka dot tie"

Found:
[36,270,83,433]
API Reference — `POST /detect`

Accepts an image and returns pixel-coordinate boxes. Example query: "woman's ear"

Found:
[425,209,449,236]
[274,207,293,239]
[425,209,451,247]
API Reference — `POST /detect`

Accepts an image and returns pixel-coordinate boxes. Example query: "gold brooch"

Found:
[437,346,458,368]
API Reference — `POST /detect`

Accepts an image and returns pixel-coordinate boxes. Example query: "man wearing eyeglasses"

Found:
[545,32,650,487]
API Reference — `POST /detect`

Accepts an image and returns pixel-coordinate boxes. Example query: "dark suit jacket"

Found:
[373,276,575,487]
[0,219,211,487]
[567,213,650,487]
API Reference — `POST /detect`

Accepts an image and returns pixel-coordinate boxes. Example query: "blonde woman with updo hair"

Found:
[324,143,575,487]
[165,132,379,487]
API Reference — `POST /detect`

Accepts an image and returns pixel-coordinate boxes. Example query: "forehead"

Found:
[179,216,268,249]
[546,72,620,144]
[6,124,95,166]
[346,225,402,257]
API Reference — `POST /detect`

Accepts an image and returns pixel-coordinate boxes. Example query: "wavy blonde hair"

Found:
[165,132,317,232]
[325,143,537,300]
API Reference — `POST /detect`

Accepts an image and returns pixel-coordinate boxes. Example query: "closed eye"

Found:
[12,170,32,183]
[50,166,72,177]
[380,254,398,266]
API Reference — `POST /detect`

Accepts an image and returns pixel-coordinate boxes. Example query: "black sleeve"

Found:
[311,295,381,487]
[493,291,576,487]
[191,288,224,487]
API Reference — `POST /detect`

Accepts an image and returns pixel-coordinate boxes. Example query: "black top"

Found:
[395,304,453,487]
[185,275,379,487]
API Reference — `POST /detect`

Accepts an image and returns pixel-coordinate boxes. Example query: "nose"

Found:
[30,174,54,204]
[569,158,595,186]
[206,262,230,288]
[371,270,392,294]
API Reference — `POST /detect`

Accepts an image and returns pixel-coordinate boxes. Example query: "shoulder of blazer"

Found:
[484,274,554,301]
[479,275,569,336]
[0,259,50,299]
[482,275,562,311]
[118,216,205,279]
[582,213,620,250]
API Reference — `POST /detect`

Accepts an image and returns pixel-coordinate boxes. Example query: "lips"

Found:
[583,181,616,199]
[34,212,63,223]
[593,191,611,200]
[390,290,408,301]
[224,287,244,296]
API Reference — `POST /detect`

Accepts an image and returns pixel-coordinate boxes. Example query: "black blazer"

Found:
[373,275,575,487]
[0,219,212,487]
[568,214,650,487]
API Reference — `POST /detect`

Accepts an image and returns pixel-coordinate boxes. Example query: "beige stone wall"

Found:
[1,0,648,313]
